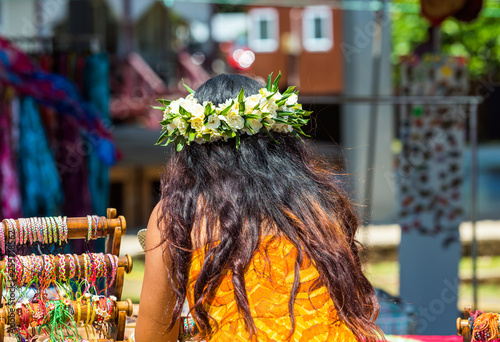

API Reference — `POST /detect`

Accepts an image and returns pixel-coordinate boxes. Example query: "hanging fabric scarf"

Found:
[0,88,22,219]
[84,53,111,216]
[18,96,63,217]
[0,36,115,166]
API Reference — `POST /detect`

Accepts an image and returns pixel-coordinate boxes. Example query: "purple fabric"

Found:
[0,91,22,219]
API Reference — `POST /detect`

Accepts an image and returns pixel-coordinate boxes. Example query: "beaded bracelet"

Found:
[106,254,119,290]
[68,254,77,280]
[93,216,99,240]
[15,255,23,284]
[96,253,106,279]
[179,315,198,341]
[58,254,67,282]
[26,217,32,245]
[19,255,32,286]
[32,255,44,283]
[34,217,41,244]
[83,253,90,281]
[46,217,53,244]
[16,218,22,245]
[23,218,28,245]
[31,217,37,245]
[55,216,62,244]
[51,217,59,244]
[20,218,24,245]
[42,217,49,244]
[20,218,25,245]
[0,220,5,254]
[4,256,9,279]
[62,216,68,244]
[74,254,81,279]
[28,218,35,245]
[41,255,52,291]
[86,215,92,241]
[6,218,16,244]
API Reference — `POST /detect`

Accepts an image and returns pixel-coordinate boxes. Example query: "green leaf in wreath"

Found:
[156,99,171,106]
[175,136,185,151]
[271,71,281,92]
[182,79,195,94]
[266,72,273,91]
[179,106,191,118]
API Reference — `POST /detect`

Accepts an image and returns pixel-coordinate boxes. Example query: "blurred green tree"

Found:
[391,0,500,80]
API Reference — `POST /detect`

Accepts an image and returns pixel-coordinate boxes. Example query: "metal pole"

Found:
[123,0,133,97]
[470,102,478,309]
[363,0,387,228]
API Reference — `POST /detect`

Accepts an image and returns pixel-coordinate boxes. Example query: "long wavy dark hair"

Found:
[158,74,383,341]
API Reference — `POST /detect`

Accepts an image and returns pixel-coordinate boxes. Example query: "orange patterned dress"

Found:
[186,236,359,341]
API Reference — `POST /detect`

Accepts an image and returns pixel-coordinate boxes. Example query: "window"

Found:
[302,6,333,52]
[248,8,279,53]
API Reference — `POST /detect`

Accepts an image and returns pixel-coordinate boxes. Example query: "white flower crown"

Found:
[154,72,312,151]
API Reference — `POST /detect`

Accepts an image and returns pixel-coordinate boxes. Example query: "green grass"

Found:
[364,256,500,312]
[122,258,145,303]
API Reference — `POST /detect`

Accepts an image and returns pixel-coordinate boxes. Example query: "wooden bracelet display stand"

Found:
[0,208,134,342]
[456,305,473,342]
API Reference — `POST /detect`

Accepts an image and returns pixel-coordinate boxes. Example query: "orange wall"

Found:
[248,6,344,95]
[248,6,289,89]
[298,8,343,95]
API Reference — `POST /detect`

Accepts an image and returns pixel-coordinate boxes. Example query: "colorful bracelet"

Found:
[93,216,99,240]
[50,217,58,245]
[42,217,49,244]
[74,254,81,279]
[58,254,66,282]
[62,216,68,244]
[68,254,76,280]
[0,220,6,254]
[86,215,92,241]
[16,218,22,245]
[6,218,16,244]
[28,218,34,245]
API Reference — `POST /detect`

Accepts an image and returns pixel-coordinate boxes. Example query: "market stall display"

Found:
[0,208,133,342]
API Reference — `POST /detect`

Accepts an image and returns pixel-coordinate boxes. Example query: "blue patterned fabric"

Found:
[18,97,63,216]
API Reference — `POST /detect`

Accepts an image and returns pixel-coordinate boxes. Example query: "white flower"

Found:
[172,117,188,134]
[286,94,298,106]
[244,94,261,114]
[110,296,117,301]
[84,293,91,298]
[225,111,245,130]
[259,88,281,102]
[259,96,279,118]
[169,101,180,113]
[245,119,263,135]
[206,115,220,130]
[190,103,205,118]
[189,116,204,132]
[272,123,293,133]
[218,99,234,111]
[162,108,171,121]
